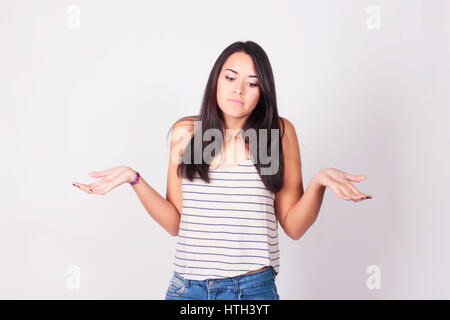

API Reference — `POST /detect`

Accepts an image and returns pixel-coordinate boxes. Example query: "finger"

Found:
[345,173,367,182]
[75,183,96,194]
[89,181,102,189]
[88,171,106,178]
[330,185,353,201]
[72,182,81,189]
[88,182,104,194]
[330,186,347,201]
[337,185,353,201]
[88,183,96,192]
[88,169,113,178]
[90,183,105,195]
[340,186,373,201]
[340,185,362,202]
[345,183,367,200]
[345,184,372,202]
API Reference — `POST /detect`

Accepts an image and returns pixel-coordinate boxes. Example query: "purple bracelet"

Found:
[130,171,140,185]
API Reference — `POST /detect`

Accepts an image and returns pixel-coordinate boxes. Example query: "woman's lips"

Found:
[229,99,244,104]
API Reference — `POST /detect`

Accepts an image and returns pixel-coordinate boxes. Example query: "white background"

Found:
[1,0,449,299]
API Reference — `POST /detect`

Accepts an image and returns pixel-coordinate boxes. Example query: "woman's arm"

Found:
[275,118,373,240]
[73,166,181,236]
[281,169,373,240]
[127,118,197,236]
[127,168,180,236]
[275,118,324,240]
[280,174,326,240]
[73,118,197,237]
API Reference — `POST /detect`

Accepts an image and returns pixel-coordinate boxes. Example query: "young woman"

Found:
[72,41,373,300]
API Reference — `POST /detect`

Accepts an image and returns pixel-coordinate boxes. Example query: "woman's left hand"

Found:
[314,168,374,202]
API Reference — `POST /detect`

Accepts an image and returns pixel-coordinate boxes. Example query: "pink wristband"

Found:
[130,171,140,185]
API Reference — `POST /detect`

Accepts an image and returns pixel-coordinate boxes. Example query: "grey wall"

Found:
[1,0,449,299]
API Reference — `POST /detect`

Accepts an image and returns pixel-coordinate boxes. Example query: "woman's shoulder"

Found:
[278,116,299,159]
[171,115,199,132]
[278,116,295,140]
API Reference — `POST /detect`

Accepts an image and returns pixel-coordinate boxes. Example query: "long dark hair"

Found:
[166,41,285,194]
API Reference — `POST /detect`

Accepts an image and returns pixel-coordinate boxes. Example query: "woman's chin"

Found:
[222,108,247,117]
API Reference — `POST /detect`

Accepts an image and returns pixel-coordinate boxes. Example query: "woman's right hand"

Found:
[72,166,135,195]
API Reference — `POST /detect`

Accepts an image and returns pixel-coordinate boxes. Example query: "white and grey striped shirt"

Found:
[172,153,280,280]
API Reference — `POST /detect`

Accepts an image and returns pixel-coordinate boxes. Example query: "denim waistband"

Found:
[173,267,276,290]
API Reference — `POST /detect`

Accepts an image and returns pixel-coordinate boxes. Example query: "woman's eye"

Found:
[225,75,258,87]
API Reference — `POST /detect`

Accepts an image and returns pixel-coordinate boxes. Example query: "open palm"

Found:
[315,168,374,202]
[72,166,133,195]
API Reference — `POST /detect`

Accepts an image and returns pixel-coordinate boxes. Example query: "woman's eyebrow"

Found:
[225,68,258,78]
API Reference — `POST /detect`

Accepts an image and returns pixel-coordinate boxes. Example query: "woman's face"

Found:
[216,51,261,124]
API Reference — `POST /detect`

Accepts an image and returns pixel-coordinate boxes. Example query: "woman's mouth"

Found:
[228,99,244,105]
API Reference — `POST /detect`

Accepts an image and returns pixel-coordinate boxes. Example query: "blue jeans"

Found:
[164,267,280,300]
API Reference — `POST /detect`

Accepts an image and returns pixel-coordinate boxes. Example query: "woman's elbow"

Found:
[283,228,302,241]
[284,225,308,241]
[280,222,302,241]
[289,232,302,241]
[168,222,180,237]
[167,225,179,237]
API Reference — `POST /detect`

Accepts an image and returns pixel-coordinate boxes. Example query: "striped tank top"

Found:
[172,153,280,280]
